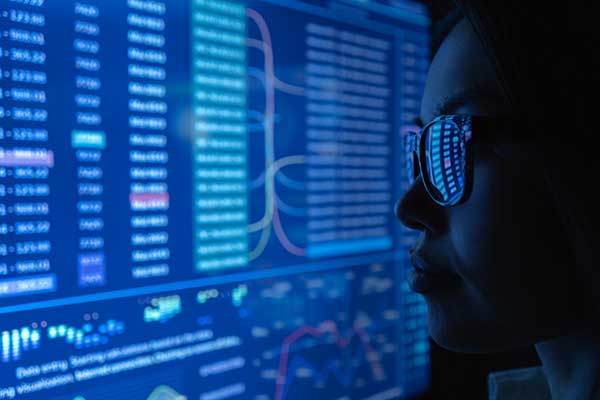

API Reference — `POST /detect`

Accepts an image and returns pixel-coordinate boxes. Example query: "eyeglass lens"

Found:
[422,120,467,205]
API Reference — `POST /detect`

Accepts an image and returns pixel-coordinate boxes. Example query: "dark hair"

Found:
[435,1,599,323]
[430,6,462,56]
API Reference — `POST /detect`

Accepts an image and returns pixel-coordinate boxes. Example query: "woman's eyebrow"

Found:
[433,87,507,117]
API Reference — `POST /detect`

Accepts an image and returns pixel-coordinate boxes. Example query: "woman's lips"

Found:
[408,252,461,294]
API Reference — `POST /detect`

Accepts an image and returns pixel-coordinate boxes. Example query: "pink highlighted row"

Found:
[0,148,55,168]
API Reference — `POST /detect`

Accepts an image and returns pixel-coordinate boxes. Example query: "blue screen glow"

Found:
[0,0,430,398]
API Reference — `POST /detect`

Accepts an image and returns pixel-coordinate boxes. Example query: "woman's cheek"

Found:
[447,160,504,274]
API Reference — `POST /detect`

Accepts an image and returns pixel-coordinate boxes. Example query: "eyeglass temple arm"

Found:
[405,131,419,153]
[470,116,524,142]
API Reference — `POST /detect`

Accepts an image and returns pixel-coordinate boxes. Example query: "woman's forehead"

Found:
[420,18,505,122]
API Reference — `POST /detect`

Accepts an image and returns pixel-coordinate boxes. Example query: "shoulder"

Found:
[488,366,551,400]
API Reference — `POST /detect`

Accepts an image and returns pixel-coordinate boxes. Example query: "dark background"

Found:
[419,341,541,399]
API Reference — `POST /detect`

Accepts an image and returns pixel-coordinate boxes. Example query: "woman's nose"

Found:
[395,177,446,234]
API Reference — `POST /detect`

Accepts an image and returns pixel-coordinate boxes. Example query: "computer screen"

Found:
[0,0,430,399]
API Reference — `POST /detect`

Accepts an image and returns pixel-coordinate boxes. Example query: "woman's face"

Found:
[396,18,583,352]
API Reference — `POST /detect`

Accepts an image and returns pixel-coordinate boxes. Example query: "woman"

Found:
[396,1,598,399]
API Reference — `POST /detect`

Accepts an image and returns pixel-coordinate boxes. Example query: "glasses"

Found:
[405,115,512,207]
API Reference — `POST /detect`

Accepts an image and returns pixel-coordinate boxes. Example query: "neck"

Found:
[536,329,600,399]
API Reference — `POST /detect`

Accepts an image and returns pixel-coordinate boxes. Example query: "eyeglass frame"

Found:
[405,114,518,207]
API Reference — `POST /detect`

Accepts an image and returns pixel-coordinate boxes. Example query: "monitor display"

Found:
[0,0,430,399]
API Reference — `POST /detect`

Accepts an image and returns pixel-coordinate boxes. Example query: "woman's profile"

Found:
[395,1,598,399]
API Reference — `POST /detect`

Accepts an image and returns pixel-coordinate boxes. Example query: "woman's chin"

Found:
[429,321,520,354]
[425,298,537,354]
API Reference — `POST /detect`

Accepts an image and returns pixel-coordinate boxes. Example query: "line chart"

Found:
[280,345,373,400]
[244,264,405,400]
[274,319,386,400]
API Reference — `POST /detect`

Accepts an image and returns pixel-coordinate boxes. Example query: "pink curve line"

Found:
[273,200,306,256]
[247,8,307,256]
[246,9,274,122]
[246,38,306,97]
[274,320,385,400]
